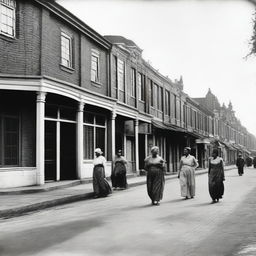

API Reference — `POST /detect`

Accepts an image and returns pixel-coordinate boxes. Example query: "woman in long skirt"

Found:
[178,147,198,199]
[112,149,128,190]
[93,148,112,198]
[208,148,225,203]
[144,146,166,205]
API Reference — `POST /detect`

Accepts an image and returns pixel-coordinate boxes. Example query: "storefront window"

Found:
[0,114,19,166]
[83,112,106,160]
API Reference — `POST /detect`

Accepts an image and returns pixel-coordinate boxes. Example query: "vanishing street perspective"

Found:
[1,0,256,256]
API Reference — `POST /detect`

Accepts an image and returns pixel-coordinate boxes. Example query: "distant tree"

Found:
[249,10,256,57]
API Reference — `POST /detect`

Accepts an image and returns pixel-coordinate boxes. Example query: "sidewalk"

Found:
[0,165,235,219]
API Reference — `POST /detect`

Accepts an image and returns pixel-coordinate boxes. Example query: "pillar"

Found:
[76,102,84,179]
[134,118,139,175]
[36,91,46,185]
[111,109,116,162]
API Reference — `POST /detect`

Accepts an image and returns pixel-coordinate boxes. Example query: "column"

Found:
[111,109,116,162]
[134,118,139,175]
[36,91,47,185]
[76,102,84,179]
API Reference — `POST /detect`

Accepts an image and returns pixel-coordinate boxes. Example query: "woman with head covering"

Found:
[178,147,199,199]
[144,146,166,205]
[93,148,112,198]
[208,148,225,203]
[111,149,128,190]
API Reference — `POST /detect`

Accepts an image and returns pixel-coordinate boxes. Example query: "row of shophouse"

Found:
[0,0,256,188]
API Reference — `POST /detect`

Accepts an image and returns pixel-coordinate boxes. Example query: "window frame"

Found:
[60,31,73,69]
[131,68,136,98]
[0,113,20,167]
[0,0,16,38]
[117,59,125,92]
[91,49,100,83]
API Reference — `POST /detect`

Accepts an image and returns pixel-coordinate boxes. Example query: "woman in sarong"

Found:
[208,148,225,203]
[112,150,128,190]
[93,148,112,198]
[144,146,166,206]
[178,147,198,199]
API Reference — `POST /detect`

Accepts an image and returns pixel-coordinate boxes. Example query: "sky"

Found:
[58,0,256,136]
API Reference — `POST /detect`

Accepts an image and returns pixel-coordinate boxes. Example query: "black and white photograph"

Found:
[1,0,256,255]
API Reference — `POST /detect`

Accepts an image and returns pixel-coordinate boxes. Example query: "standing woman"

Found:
[112,149,128,190]
[144,146,166,205]
[93,148,112,198]
[208,148,225,203]
[178,147,198,199]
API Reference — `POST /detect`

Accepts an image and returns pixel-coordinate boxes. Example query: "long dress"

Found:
[144,156,165,203]
[208,156,225,201]
[112,156,128,189]
[93,155,112,197]
[178,154,198,199]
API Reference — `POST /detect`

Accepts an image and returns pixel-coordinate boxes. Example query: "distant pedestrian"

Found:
[178,147,199,199]
[111,149,128,190]
[93,148,112,198]
[253,157,256,168]
[208,148,225,204]
[236,153,245,176]
[144,146,166,206]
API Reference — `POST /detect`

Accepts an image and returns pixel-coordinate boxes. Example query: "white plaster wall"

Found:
[81,161,112,178]
[0,168,37,188]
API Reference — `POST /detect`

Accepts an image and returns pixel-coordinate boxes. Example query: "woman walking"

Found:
[178,147,198,199]
[93,148,112,198]
[208,148,225,203]
[112,150,128,190]
[144,146,166,206]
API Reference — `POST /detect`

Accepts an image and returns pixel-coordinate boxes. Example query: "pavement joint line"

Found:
[0,166,235,219]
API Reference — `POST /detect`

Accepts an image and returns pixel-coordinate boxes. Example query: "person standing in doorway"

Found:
[208,148,225,203]
[144,146,166,206]
[93,148,112,198]
[178,147,199,199]
[112,150,128,190]
[236,153,245,176]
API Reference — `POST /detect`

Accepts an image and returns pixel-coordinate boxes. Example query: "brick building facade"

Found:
[0,0,255,188]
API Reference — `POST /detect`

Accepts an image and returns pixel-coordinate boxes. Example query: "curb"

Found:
[0,166,235,219]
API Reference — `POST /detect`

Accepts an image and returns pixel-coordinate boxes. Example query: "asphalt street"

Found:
[0,167,256,256]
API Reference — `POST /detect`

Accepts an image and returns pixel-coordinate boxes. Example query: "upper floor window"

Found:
[165,90,170,116]
[0,0,16,38]
[138,73,145,101]
[131,68,136,97]
[118,59,125,91]
[91,49,100,83]
[61,31,73,68]
[0,113,19,166]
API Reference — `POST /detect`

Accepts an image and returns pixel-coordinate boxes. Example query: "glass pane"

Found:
[95,115,105,126]
[96,127,105,155]
[84,112,94,124]
[4,117,19,165]
[45,105,58,118]
[60,107,76,121]
[83,126,94,159]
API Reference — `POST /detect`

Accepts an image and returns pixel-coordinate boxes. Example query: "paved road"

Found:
[0,167,256,256]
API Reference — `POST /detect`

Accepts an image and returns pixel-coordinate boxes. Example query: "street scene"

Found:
[1,0,256,255]
[1,167,256,256]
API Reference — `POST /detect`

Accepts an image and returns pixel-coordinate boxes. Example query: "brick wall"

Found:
[0,1,41,75]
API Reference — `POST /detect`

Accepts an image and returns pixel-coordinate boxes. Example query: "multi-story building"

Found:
[0,0,255,189]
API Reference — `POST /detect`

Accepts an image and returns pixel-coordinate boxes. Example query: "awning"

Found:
[152,120,185,133]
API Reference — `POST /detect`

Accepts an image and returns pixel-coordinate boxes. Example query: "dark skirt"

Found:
[111,162,127,189]
[93,165,112,197]
[147,166,165,202]
[238,167,244,175]
[209,176,224,200]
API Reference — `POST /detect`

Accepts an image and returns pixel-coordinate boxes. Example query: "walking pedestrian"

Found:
[236,153,245,176]
[178,147,199,199]
[111,149,128,190]
[144,146,166,206]
[208,148,225,204]
[253,157,256,168]
[93,148,112,198]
